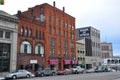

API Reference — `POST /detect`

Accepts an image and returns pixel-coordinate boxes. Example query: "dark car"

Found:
[34,68,56,77]
[95,67,104,72]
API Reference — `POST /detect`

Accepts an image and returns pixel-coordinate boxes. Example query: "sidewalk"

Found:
[0,72,8,80]
[0,77,4,80]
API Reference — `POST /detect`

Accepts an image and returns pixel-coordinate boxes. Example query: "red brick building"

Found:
[17,2,76,72]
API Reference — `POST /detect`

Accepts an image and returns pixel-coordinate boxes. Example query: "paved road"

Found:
[16,72,120,80]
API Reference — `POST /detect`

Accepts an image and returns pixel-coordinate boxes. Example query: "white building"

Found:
[102,57,120,67]
[0,10,18,72]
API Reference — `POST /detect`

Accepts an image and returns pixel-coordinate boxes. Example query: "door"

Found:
[0,43,10,72]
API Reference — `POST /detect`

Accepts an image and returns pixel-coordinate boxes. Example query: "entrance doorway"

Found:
[0,43,10,72]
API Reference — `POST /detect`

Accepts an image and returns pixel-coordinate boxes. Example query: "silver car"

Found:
[4,70,34,79]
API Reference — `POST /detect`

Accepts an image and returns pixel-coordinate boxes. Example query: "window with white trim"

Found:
[20,41,31,54]
[35,43,44,54]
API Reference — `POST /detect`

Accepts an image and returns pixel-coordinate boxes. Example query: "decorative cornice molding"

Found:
[0,14,18,23]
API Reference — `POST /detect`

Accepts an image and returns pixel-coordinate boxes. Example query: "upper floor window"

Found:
[58,28,60,36]
[49,26,52,34]
[40,7,44,13]
[53,27,56,34]
[25,28,28,37]
[40,14,45,22]
[71,25,74,30]
[54,16,56,24]
[35,43,44,55]
[41,31,44,40]
[21,27,24,36]
[58,17,60,27]
[50,38,55,48]
[0,30,3,38]
[5,31,11,39]
[29,29,32,37]
[64,40,68,49]
[36,30,39,39]
[20,41,31,54]
[48,15,52,23]
[71,42,74,48]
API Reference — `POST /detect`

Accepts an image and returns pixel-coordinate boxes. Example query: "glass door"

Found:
[0,43,10,72]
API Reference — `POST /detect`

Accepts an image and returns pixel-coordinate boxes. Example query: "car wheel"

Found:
[41,73,44,77]
[12,75,17,79]
[75,71,78,74]
[26,74,30,78]
[52,72,55,76]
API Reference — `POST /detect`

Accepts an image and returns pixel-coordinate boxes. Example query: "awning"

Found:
[71,60,78,64]
[48,60,58,64]
[78,63,85,66]
[63,60,71,64]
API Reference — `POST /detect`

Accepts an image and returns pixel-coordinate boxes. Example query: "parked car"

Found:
[57,69,72,75]
[95,67,104,72]
[4,70,34,79]
[71,66,85,74]
[34,68,56,77]
[85,68,96,73]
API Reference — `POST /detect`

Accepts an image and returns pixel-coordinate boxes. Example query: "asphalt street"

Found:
[16,72,120,80]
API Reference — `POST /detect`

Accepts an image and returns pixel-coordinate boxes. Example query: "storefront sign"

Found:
[63,60,71,64]
[48,60,58,64]
[71,60,78,64]
[30,60,38,64]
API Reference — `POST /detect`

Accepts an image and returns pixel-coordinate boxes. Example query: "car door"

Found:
[46,69,50,75]
[17,70,24,78]
[18,70,27,78]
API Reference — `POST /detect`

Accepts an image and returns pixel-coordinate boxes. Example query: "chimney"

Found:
[53,1,55,7]
[17,10,21,16]
[63,7,65,12]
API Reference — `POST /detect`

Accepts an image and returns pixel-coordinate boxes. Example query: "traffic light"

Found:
[0,0,4,5]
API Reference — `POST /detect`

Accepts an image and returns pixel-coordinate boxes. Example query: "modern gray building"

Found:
[76,26,101,57]
[0,10,18,72]
[76,26,102,68]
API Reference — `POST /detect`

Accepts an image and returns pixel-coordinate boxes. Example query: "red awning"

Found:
[71,60,78,64]
[63,60,71,64]
[48,60,58,64]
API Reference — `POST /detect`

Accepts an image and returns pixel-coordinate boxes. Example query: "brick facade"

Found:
[17,2,76,72]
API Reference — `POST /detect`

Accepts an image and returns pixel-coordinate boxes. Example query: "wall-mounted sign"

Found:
[30,60,38,64]
[79,28,90,37]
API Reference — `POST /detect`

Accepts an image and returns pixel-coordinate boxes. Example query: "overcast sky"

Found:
[0,0,120,56]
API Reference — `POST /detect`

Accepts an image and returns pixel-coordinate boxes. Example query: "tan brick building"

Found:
[17,2,76,72]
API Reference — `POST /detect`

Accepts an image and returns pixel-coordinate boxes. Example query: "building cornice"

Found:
[17,11,45,27]
[0,14,18,23]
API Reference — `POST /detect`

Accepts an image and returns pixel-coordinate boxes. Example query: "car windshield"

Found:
[11,70,18,73]
[72,66,77,68]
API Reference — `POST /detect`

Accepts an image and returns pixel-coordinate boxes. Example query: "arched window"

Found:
[35,43,44,55]
[107,59,110,64]
[20,41,31,54]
